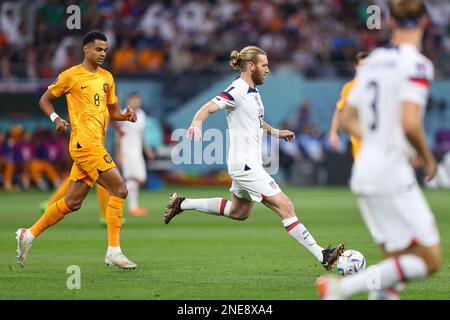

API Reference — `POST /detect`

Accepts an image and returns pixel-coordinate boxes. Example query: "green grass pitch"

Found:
[0,186,448,300]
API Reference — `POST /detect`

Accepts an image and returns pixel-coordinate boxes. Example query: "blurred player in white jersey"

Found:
[119,92,154,216]
[163,46,344,271]
[317,0,441,300]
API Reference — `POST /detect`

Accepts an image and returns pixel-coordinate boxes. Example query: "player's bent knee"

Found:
[235,213,249,221]
[65,198,83,211]
[427,252,441,274]
[114,185,128,199]
[121,187,128,199]
[415,246,441,275]
[229,208,250,221]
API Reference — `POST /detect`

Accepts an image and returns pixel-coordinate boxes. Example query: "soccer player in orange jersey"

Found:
[329,51,368,159]
[16,31,138,269]
[39,121,126,226]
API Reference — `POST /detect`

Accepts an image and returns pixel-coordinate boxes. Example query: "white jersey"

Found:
[211,77,265,174]
[122,108,146,155]
[347,44,434,195]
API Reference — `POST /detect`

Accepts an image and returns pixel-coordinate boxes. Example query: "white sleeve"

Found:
[210,86,238,110]
[399,58,434,109]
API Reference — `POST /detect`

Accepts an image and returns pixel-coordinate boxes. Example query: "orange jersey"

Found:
[336,79,361,159]
[48,64,118,151]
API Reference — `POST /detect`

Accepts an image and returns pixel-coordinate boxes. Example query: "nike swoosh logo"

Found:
[81,86,88,89]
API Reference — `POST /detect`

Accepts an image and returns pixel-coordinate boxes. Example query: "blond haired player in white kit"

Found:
[317,0,441,300]
[163,46,344,271]
[119,92,154,216]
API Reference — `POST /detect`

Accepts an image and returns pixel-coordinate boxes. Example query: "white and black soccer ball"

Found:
[337,249,366,276]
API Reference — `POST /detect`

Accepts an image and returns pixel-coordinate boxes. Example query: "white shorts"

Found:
[356,185,440,252]
[122,154,147,182]
[229,166,281,202]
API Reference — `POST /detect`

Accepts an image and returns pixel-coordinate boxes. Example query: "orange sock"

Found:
[106,196,125,247]
[30,198,72,237]
[96,184,109,219]
[47,178,70,206]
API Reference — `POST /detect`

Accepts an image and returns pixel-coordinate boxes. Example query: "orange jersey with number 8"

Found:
[48,64,118,151]
[336,79,361,159]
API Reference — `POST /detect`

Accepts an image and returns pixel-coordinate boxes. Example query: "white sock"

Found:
[282,217,324,262]
[107,246,121,255]
[25,229,35,242]
[126,180,139,210]
[368,283,405,300]
[340,254,427,298]
[181,198,231,216]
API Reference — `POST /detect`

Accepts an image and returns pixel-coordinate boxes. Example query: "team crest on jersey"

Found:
[103,154,113,164]
[103,83,109,93]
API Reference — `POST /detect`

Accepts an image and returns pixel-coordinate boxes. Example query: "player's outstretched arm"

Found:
[107,102,137,122]
[402,101,437,181]
[187,101,220,141]
[329,109,342,150]
[262,121,295,141]
[340,103,362,139]
[39,90,69,134]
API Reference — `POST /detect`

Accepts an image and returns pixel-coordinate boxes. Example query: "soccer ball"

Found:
[337,249,366,276]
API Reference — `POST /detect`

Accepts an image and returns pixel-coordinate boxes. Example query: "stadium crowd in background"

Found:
[1,0,450,80]
[0,126,69,191]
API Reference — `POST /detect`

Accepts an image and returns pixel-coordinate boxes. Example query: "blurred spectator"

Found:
[291,42,317,75]
[25,46,38,80]
[297,123,325,162]
[38,130,70,174]
[138,46,165,71]
[0,131,6,185]
[278,121,302,183]
[52,36,77,74]
[0,1,21,47]
[293,100,314,132]
[21,129,62,191]
[1,47,11,80]
[2,125,23,190]
[17,130,35,190]
[169,44,193,73]
[1,127,64,191]
[36,0,65,28]
[112,38,137,74]
[39,51,55,79]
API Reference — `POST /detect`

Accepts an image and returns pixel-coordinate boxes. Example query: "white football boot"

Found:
[105,252,137,270]
[16,228,33,268]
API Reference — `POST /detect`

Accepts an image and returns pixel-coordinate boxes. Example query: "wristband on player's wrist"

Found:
[50,112,60,122]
